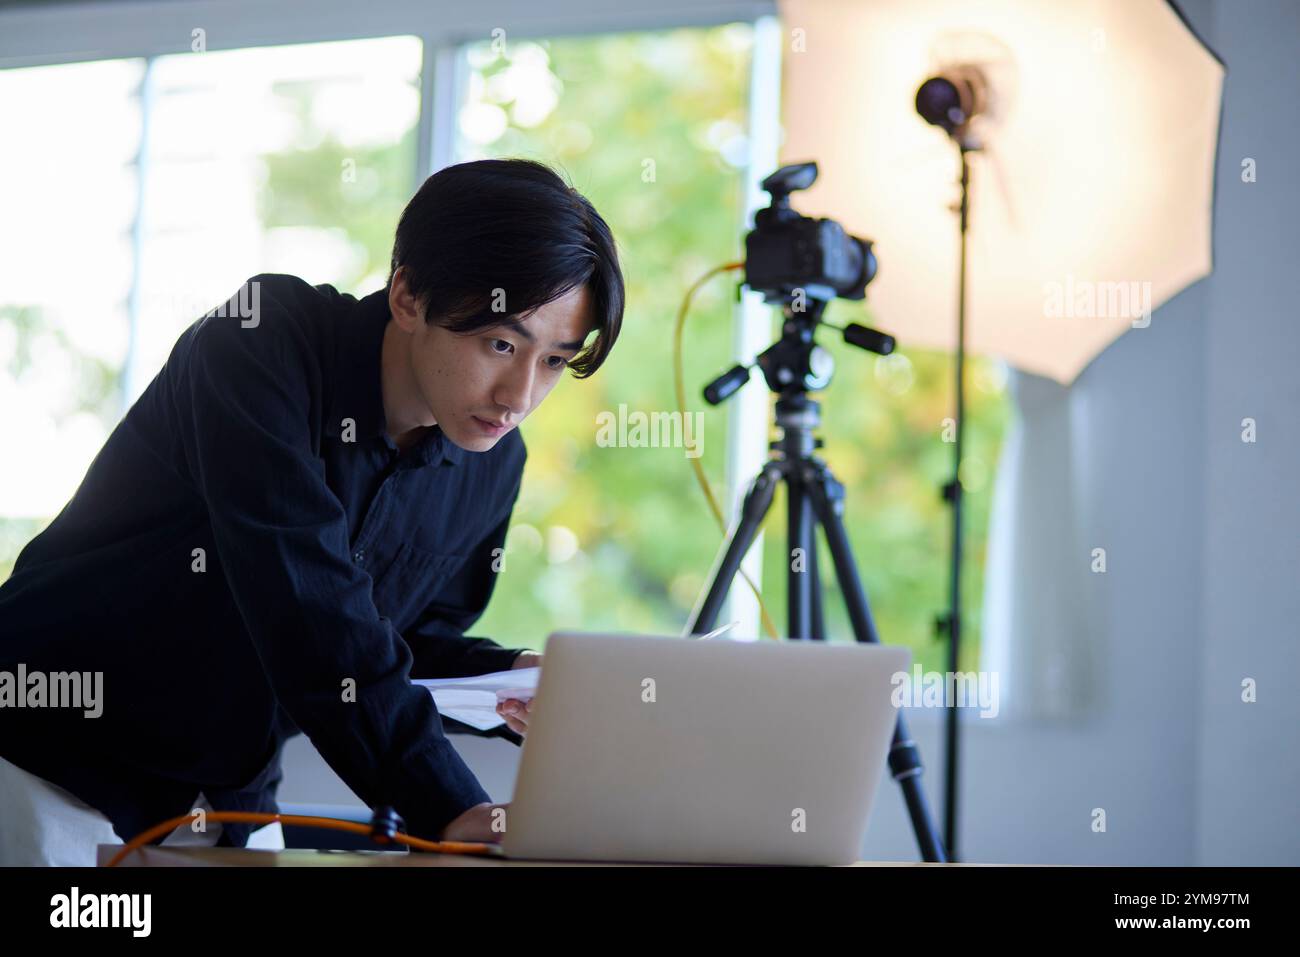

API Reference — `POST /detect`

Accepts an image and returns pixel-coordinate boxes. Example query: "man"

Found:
[0,158,624,864]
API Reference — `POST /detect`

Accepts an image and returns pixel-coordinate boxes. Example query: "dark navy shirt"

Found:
[0,274,527,847]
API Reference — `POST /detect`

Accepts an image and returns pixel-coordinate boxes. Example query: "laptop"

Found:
[498,631,911,865]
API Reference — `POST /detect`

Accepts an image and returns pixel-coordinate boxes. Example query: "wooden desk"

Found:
[97,845,961,867]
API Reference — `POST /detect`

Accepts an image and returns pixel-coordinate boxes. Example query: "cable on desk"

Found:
[105,806,496,866]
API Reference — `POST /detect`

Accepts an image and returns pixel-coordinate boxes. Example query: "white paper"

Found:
[414,666,539,731]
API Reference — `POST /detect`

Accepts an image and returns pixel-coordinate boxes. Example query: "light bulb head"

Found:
[915,65,991,148]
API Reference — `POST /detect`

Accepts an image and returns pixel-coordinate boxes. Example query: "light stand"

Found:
[916,69,985,863]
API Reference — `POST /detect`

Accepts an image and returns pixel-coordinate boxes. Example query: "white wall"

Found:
[1195,0,1300,866]
[860,257,1211,863]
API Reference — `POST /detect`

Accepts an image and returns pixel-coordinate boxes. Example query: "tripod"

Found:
[686,298,948,863]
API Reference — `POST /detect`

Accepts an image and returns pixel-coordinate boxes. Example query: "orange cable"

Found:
[106,811,498,867]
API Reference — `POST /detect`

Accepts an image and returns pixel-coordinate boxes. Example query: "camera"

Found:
[744,162,877,306]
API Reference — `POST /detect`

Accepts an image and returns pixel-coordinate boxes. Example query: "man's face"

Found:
[388,271,594,453]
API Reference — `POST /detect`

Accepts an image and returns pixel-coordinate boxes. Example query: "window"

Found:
[0,36,423,579]
[455,26,757,639]
[0,58,141,577]
[129,36,423,399]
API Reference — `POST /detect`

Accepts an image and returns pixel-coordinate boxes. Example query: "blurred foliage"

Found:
[456,29,757,640]
[444,26,1010,673]
[0,305,119,426]
[259,81,417,292]
[0,304,119,581]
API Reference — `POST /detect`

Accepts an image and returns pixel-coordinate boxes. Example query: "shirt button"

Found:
[353,550,364,563]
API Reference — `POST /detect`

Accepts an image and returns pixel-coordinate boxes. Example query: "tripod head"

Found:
[703,291,897,407]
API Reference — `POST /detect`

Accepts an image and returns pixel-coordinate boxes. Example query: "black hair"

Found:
[388,158,624,378]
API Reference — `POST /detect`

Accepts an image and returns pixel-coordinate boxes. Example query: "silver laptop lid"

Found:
[501,632,911,865]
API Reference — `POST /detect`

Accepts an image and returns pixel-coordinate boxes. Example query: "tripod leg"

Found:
[804,463,949,863]
[687,462,781,635]
[808,518,826,641]
[787,467,815,641]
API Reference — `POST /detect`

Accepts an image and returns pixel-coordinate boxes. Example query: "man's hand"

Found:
[496,696,533,734]
[511,651,542,670]
[439,801,509,843]
[499,651,542,734]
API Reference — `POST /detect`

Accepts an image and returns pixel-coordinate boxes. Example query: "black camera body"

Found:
[744,162,877,306]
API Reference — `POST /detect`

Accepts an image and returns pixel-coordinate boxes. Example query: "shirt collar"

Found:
[325,287,466,467]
